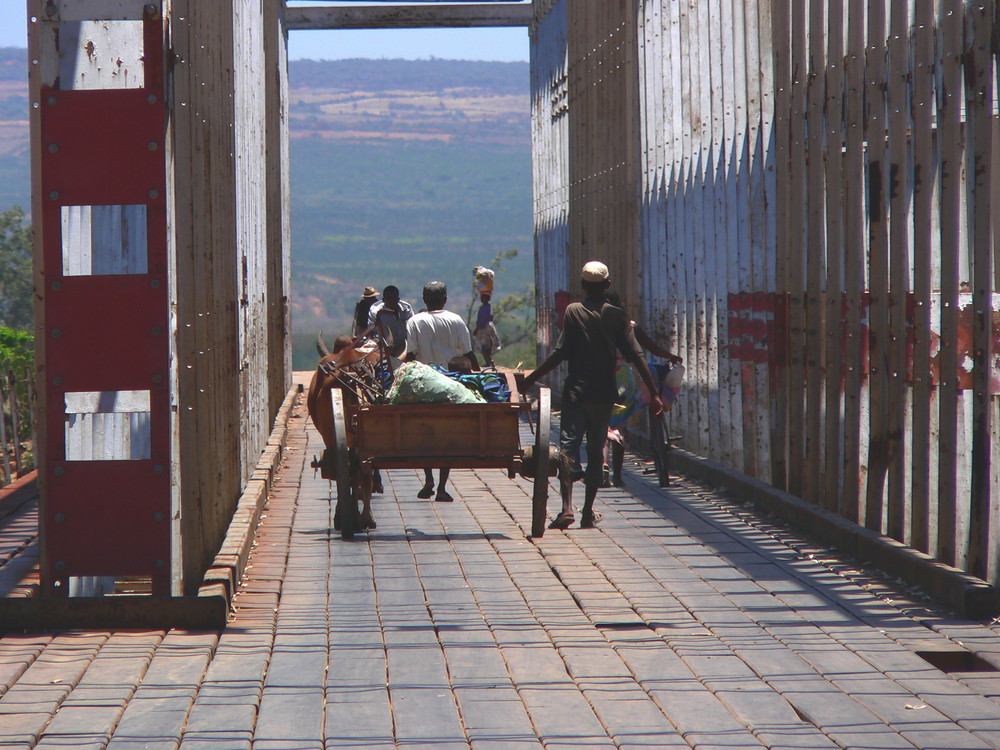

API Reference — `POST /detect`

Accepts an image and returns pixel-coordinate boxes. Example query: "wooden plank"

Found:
[683,0,706,458]
[665,0,691,449]
[698,0,725,466]
[752,0,774,483]
[803,0,826,506]
[822,0,846,514]
[785,0,807,497]
[768,0,790,490]
[265,0,292,418]
[885,0,910,542]
[909,0,935,554]
[38,0,148,21]
[678,0,700,454]
[712,0,742,471]
[841,0,866,525]
[935,0,963,566]
[27,3,46,505]
[863,1,888,532]
[286,4,534,30]
[963,0,995,581]
[729,0,755,477]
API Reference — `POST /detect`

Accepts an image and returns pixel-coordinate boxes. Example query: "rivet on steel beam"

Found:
[51,280,61,291]
[147,141,158,151]
[148,189,159,199]
[54,560,65,571]
[53,466,64,477]
[51,328,62,338]
[47,143,58,153]
[48,190,59,200]
[151,325,161,336]
[54,513,65,523]
[152,373,163,384]
[147,94,158,104]
[144,4,157,17]
[153,511,165,522]
[150,279,161,289]
[154,559,165,569]
[153,464,163,475]
[52,375,63,385]
[47,95,57,106]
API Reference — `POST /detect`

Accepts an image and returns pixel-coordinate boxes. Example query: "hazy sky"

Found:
[0,3,530,62]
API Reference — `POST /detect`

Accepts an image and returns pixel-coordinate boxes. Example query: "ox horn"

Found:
[316,332,330,357]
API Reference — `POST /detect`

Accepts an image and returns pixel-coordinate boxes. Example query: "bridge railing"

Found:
[0,367,35,488]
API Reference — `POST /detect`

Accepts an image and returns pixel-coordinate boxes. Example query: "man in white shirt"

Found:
[405,280,479,502]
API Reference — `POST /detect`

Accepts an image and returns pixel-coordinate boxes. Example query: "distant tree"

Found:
[0,206,32,331]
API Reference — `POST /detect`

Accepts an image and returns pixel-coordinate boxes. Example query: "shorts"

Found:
[560,400,614,489]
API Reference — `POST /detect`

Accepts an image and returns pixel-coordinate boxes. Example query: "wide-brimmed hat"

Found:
[362,285,378,298]
[581,261,610,282]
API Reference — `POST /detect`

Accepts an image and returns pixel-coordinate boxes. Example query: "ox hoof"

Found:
[361,514,377,530]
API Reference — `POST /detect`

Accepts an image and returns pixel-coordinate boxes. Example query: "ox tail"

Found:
[316,332,330,358]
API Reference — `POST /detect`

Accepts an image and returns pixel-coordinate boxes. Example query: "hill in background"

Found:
[0,50,535,369]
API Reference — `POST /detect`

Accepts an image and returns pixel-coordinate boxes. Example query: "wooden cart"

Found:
[328,384,552,540]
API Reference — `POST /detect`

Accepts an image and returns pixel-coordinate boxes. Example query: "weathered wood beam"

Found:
[286,3,533,29]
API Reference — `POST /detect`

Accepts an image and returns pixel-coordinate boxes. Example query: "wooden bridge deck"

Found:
[3,390,1000,748]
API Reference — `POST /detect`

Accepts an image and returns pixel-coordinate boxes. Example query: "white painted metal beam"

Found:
[286,3,533,29]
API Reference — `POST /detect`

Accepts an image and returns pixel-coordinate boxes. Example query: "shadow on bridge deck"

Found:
[3,386,1000,748]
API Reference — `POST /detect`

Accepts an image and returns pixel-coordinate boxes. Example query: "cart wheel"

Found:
[650,410,670,487]
[531,387,551,538]
[331,389,357,539]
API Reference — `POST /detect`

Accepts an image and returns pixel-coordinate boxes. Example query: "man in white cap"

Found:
[521,260,663,528]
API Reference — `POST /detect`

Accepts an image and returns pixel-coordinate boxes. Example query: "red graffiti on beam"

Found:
[726,292,787,366]
[726,291,1000,395]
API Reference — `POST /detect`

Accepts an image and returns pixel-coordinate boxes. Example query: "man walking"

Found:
[521,261,663,528]
[367,285,414,360]
[405,280,479,502]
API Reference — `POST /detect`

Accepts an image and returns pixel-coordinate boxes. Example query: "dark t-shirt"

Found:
[552,299,644,403]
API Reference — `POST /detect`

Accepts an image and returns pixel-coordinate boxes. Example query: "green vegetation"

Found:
[290,138,534,369]
[0,325,34,467]
[0,326,32,376]
[0,206,32,331]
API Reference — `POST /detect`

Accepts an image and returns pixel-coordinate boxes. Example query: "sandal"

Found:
[548,512,575,530]
[580,511,602,528]
[435,490,454,502]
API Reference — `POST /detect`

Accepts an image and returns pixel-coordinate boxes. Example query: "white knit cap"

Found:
[581,261,609,282]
